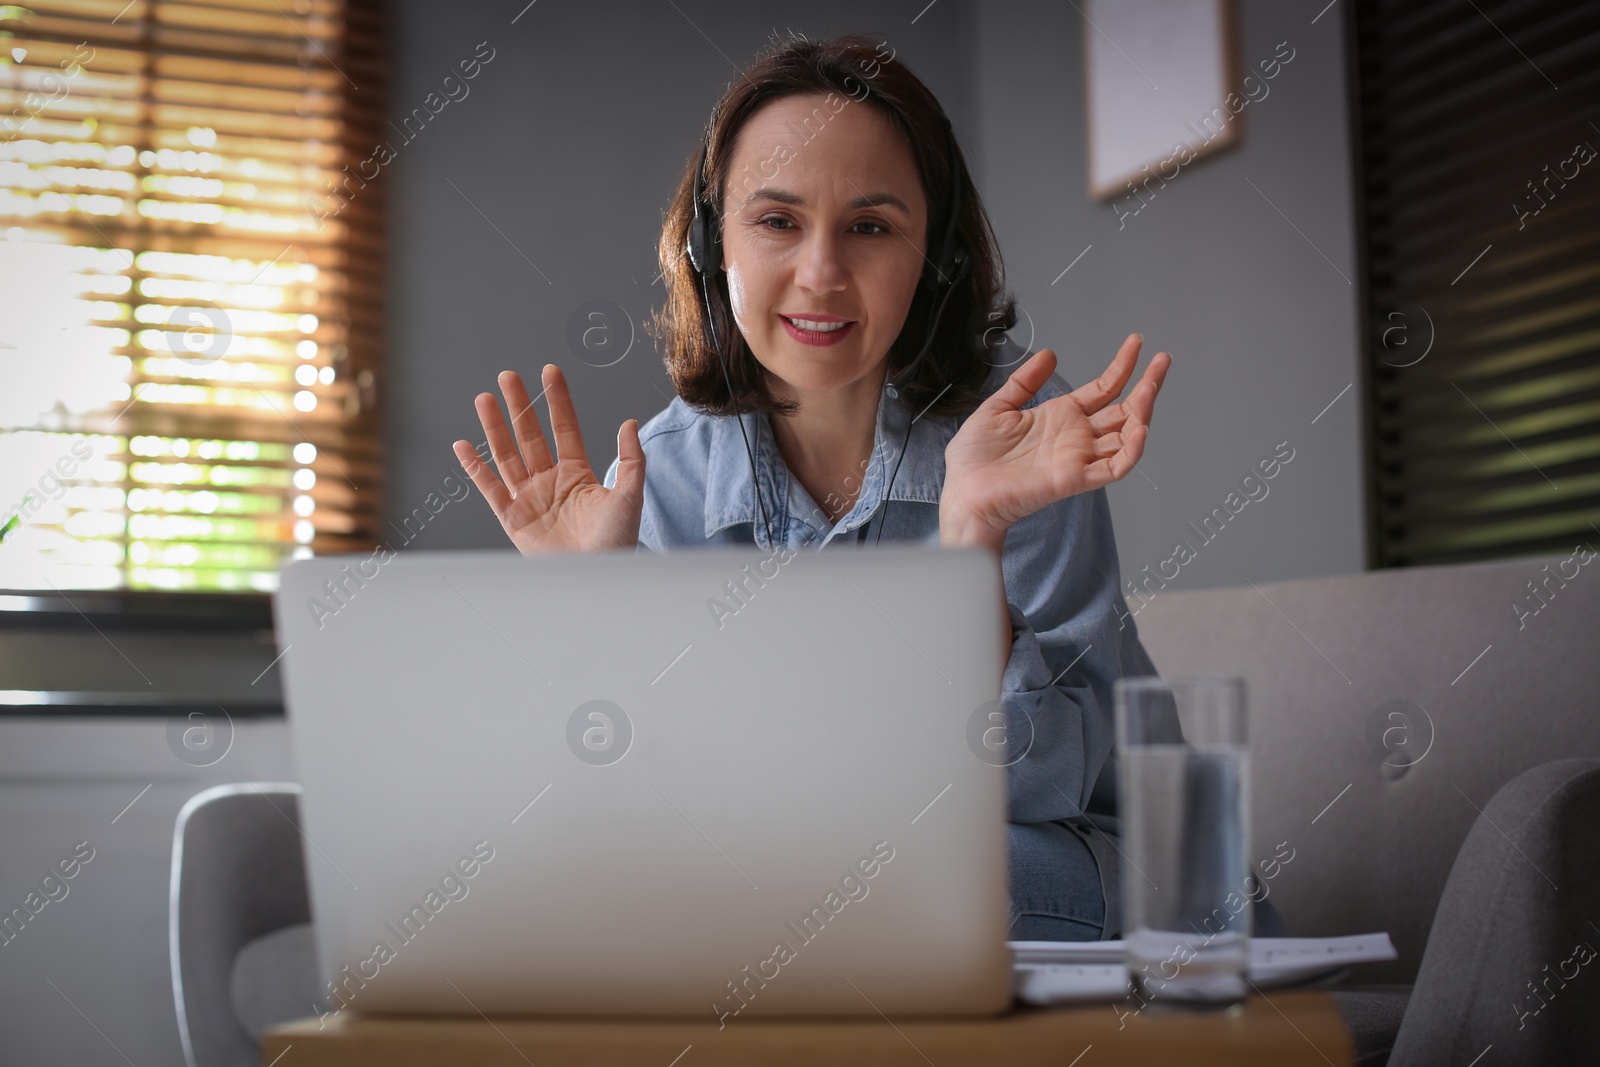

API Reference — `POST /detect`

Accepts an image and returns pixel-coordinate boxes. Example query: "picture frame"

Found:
[1083,0,1241,201]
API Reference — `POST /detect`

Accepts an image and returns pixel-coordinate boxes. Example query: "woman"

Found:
[452,34,1170,941]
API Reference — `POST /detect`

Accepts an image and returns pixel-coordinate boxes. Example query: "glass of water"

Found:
[1115,676,1250,1007]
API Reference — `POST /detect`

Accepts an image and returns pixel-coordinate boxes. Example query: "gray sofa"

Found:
[1132,550,1600,1065]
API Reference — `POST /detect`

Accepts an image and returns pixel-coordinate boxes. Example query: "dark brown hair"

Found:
[647,33,1017,421]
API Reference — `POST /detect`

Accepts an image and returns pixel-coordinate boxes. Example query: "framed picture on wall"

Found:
[1083,0,1241,200]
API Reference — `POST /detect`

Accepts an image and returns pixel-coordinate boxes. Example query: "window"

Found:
[1355,0,1600,566]
[0,0,384,595]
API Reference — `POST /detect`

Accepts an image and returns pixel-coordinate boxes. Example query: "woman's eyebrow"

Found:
[742,187,911,214]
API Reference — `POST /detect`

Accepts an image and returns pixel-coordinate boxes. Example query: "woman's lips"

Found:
[781,315,856,347]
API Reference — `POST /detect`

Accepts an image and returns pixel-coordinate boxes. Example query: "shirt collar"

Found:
[703,375,961,548]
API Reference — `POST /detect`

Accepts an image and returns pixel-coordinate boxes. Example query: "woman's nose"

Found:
[793,230,848,293]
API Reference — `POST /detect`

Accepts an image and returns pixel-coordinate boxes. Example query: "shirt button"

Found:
[884,384,898,399]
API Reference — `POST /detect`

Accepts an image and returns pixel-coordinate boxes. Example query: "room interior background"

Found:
[12,0,1590,1062]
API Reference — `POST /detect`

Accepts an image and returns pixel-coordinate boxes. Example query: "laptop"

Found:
[272,545,1013,1021]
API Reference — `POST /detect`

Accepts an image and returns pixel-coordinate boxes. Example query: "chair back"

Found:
[170,782,311,1067]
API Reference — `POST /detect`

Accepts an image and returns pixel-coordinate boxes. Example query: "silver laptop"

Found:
[273,545,1012,1021]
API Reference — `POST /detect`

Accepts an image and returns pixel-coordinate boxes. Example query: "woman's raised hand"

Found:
[452,364,645,555]
[940,334,1171,551]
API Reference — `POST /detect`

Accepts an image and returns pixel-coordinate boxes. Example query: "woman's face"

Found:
[718,93,929,398]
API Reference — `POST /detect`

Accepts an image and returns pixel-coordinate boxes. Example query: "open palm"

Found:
[943,334,1171,533]
[451,365,645,555]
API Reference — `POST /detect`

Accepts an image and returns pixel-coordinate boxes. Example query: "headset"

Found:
[685,109,969,550]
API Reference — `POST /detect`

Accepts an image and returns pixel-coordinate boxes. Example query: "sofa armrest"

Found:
[1389,759,1600,1067]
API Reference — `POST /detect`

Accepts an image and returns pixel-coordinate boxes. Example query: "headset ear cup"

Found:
[687,213,705,276]
[922,246,962,290]
[690,214,721,277]
[688,137,714,276]
[689,191,722,277]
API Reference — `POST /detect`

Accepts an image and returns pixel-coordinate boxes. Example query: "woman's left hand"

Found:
[940,333,1171,553]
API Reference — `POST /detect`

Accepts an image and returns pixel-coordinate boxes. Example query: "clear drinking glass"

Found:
[1115,676,1250,1007]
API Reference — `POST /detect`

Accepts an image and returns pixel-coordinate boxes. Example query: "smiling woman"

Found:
[656,40,1005,431]
[452,33,1172,944]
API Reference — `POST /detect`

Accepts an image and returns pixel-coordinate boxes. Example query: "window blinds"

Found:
[1355,0,1600,566]
[0,0,385,594]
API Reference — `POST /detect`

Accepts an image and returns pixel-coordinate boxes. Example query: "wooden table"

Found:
[262,991,1352,1066]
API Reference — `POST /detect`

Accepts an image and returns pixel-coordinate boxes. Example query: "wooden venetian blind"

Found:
[1355,0,1600,566]
[0,0,384,594]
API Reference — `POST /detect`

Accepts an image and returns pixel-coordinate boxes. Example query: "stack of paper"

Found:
[1010,933,1397,1005]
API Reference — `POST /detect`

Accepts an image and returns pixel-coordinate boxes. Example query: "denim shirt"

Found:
[602,339,1158,826]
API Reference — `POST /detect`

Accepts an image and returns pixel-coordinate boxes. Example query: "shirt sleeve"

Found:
[996,482,1158,825]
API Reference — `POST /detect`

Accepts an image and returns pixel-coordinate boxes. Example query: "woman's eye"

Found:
[754,217,889,235]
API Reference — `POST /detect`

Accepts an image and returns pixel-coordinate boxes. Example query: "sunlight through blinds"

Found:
[0,0,385,594]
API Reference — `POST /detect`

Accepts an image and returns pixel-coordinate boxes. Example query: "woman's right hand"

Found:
[452,364,645,555]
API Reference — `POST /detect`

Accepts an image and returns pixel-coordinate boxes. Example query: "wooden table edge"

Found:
[260,990,1353,1066]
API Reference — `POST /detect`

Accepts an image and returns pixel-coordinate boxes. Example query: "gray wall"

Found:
[384,0,1368,597]
[967,0,1366,595]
